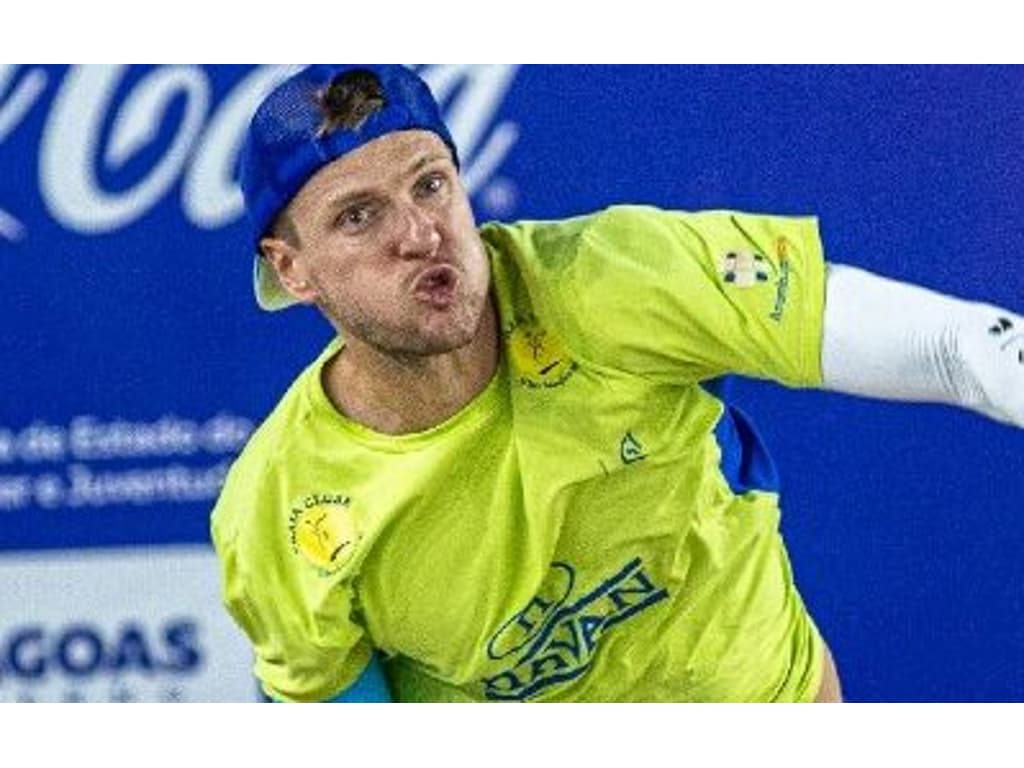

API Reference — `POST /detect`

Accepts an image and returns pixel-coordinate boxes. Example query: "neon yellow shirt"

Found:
[212,205,827,702]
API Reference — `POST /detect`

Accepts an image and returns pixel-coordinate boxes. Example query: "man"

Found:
[212,64,1023,702]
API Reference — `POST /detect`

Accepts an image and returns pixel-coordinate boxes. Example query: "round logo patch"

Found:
[288,494,361,574]
[505,317,577,389]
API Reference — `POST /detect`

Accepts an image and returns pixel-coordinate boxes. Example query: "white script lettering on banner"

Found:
[1,65,520,239]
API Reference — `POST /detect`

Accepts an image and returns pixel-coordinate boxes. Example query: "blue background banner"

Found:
[1,65,1022,701]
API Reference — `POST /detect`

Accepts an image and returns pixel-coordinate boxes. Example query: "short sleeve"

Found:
[212,482,373,703]
[548,205,827,387]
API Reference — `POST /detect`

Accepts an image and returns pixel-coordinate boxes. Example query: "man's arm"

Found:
[821,263,1024,427]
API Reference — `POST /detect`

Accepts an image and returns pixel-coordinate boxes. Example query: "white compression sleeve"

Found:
[821,263,1024,428]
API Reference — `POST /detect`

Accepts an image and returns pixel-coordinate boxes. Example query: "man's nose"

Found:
[395,203,441,259]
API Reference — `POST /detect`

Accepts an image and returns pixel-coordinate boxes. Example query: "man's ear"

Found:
[260,237,318,305]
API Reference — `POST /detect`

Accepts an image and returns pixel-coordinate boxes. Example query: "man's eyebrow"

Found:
[408,152,451,176]
[323,189,377,215]
[322,153,452,214]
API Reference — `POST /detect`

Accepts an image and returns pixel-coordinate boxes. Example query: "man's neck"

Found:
[322,300,500,435]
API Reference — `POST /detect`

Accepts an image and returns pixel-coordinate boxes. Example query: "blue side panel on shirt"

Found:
[700,376,731,400]
[712,404,781,495]
[325,653,393,702]
[266,653,392,703]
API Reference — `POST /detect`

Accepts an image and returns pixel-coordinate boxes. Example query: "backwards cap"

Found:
[239,64,459,311]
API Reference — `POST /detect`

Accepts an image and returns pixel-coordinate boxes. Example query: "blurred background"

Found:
[1,65,1021,702]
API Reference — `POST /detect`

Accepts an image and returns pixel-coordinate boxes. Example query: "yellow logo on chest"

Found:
[504,315,577,389]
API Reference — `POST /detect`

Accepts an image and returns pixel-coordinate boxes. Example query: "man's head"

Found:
[240,65,490,357]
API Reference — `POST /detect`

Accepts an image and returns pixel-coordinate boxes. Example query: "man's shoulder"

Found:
[479,205,684,280]
[211,343,333,538]
[479,205,660,250]
[238,358,324,472]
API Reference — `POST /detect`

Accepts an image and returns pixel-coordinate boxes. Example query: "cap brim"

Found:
[253,255,299,312]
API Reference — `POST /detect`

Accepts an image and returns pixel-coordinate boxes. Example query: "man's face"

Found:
[263,130,490,358]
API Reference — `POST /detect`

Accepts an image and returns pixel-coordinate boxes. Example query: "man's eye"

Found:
[339,206,372,229]
[417,173,446,196]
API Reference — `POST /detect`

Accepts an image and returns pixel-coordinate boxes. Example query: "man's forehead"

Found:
[297,130,452,203]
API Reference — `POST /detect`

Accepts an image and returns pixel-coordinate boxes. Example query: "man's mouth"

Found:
[412,265,459,308]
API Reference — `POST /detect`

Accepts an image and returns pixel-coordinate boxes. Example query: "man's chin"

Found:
[406,328,477,357]
[405,304,485,356]
[347,294,489,360]
[363,322,477,360]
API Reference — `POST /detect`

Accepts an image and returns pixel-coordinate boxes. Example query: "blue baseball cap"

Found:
[240,64,460,311]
